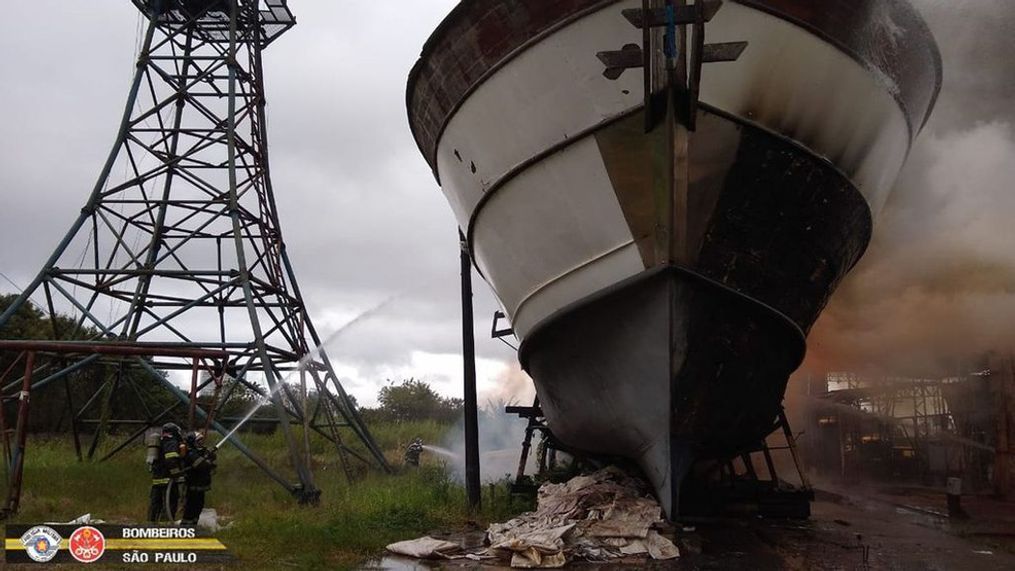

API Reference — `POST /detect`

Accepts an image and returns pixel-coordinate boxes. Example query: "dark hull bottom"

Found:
[518,110,872,517]
[522,268,803,516]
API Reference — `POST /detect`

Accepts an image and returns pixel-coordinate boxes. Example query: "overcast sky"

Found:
[0,1,523,406]
[1,1,1012,407]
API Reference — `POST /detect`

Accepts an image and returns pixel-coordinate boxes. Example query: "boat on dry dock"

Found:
[407,0,941,516]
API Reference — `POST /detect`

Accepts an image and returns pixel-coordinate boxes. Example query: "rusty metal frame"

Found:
[0,0,388,515]
[0,341,234,516]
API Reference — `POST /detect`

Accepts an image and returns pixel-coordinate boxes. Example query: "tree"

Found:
[0,295,49,373]
[375,378,463,424]
[0,293,179,433]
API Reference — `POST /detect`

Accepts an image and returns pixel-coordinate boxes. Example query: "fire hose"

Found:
[163,477,176,524]
[163,477,187,524]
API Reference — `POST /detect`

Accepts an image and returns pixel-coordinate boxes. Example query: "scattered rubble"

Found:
[46,514,105,525]
[386,467,679,568]
[43,510,227,531]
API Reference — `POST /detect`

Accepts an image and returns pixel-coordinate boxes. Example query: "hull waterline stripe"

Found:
[464,105,642,280]
[510,238,637,327]
[406,0,625,180]
[517,264,808,372]
[408,0,940,175]
[736,0,941,132]
[464,101,868,280]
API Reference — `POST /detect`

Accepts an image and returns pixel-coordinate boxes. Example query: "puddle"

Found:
[359,555,442,570]
[358,529,490,570]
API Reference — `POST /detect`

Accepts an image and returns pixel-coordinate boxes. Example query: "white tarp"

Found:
[385,536,462,559]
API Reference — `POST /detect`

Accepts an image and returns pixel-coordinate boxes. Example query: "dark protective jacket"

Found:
[404,441,424,466]
[184,446,217,491]
[151,435,185,485]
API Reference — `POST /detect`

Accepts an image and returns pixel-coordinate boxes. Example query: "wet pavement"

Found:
[362,488,1015,570]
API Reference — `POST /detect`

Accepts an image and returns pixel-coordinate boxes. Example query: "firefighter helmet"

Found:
[161,422,183,438]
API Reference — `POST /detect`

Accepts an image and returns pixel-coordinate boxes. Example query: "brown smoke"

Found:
[480,362,536,406]
[797,1,1015,382]
[803,123,1015,378]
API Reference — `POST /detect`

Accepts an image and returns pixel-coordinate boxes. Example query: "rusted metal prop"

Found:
[0,341,228,517]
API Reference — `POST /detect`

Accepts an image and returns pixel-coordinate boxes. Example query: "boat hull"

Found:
[407,0,941,516]
[522,268,798,514]
[520,107,872,513]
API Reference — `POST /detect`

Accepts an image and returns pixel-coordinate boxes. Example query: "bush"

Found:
[363,378,463,424]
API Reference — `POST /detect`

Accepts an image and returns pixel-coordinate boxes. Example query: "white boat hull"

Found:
[408,0,941,515]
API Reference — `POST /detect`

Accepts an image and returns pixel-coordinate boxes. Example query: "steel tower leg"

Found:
[222,0,315,501]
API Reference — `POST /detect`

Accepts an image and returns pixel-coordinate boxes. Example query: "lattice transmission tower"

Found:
[0,0,389,506]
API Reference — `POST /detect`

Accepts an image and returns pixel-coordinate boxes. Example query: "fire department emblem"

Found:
[20,525,61,562]
[69,526,105,564]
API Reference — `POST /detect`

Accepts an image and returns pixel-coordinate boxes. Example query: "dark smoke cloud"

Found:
[799,0,1015,379]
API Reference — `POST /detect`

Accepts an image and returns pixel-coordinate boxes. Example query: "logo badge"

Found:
[20,525,62,563]
[69,526,105,564]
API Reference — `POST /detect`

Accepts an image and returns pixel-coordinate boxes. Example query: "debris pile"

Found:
[486,467,678,567]
[386,467,679,568]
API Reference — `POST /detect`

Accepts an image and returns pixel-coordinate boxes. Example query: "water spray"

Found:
[213,379,288,451]
[211,287,425,451]
[422,444,462,462]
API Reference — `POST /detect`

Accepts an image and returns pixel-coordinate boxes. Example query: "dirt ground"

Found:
[656,489,1015,571]
[367,487,1015,570]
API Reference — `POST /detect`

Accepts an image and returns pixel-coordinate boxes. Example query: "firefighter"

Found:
[404,437,424,467]
[149,422,185,523]
[181,431,217,525]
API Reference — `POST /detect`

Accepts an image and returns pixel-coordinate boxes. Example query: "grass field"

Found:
[3,421,531,569]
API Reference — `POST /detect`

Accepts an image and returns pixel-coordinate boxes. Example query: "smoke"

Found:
[797,1,1015,380]
[479,362,536,406]
[436,364,539,482]
[436,404,538,483]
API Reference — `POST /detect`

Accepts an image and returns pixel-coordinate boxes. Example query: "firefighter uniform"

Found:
[149,424,185,523]
[404,437,424,467]
[181,432,216,525]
